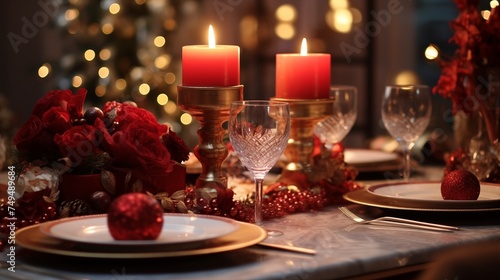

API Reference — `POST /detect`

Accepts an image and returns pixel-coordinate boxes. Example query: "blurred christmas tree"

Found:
[39,0,203,148]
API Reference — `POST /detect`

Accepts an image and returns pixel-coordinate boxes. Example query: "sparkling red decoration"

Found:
[107,193,164,240]
[441,169,480,200]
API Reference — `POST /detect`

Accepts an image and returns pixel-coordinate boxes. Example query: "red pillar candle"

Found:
[182,25,240,87]
[276,38,331,99]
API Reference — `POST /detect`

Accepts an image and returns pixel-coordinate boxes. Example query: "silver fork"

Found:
[338,206,459,232]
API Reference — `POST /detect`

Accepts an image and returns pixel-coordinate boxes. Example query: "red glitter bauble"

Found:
[107,193,164,240]
[441,169,480,200]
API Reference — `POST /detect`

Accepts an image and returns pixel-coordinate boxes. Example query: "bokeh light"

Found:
[99,48,111,60]
[102,23,114,35]
[109,3,120,14]
[84,49,96,61]
[157,93,169,105]
[98,67,110,79]
[425,45,439,60]
[164,101,177,114]
[115,78,127,90]
[275,23,295,40]
[72,75,83,87]
[394,70,419,85]
[154,36,166,47]
[180,113,193,125]
[138,83,150,95]
[95,85,106,97]
[65,9,79,21]
[38,63,51,78]
[276,4,297,22]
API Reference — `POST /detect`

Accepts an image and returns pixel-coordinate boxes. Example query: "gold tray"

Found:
[16,221,267,259]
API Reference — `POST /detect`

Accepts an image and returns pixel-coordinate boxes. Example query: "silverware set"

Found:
[338,206,459,232]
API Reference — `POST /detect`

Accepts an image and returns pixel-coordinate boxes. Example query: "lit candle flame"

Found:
[300,38,307,55]
[208,25,216,48]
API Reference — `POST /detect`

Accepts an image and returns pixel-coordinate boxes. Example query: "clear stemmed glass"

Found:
[314,86,358,147]
[381,85,432,181]
[228,100,290,235]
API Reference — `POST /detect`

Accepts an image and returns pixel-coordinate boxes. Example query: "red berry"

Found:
[441,169,480,200]
[84,107,104,125]
[107,193,164,240]
[89,191,111,213]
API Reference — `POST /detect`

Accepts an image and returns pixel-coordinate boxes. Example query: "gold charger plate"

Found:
[344,181,500,212]
[16,221,267,258]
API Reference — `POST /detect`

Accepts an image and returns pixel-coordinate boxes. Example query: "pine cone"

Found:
[59,199,94,218]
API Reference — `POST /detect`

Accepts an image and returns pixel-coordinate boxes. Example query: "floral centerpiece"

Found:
[0,88,360,250]
[433,0,500,181]
[5,88,190,228]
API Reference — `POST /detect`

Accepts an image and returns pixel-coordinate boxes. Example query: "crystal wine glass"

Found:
[228,100,290,235]
[381,85,432,181]
[314,86,358,147]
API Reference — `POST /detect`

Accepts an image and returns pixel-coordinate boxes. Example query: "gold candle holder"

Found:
[271,97,334,185]
[177,85,243,192]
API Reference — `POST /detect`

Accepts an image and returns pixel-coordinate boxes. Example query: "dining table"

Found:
[2,165,500,280]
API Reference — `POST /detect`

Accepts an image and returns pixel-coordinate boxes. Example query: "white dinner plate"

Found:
[39,213,239,245]
[344,149,399,165]
[344,181,500,211]
[18,220,266,259]
[368,182,500,202]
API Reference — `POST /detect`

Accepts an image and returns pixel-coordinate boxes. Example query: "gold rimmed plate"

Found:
[39,213,239,246]
[344,181,500,211]
[16,220,267,259]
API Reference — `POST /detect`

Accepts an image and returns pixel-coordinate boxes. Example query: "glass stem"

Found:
[402,144,411,181]
[254,178,264,226]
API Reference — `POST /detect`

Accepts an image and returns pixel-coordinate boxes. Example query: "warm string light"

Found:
[40,1,214,141]
[53,0,182,116]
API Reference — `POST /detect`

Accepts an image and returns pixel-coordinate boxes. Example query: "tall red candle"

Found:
[182,26,240,87]
[276,38,331,99]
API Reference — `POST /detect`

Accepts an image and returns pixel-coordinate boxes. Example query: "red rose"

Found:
[54,124,102,167]
[32,88,86,119]
[162,129,190,163]
[17,188,57,220]
[42,107,71,134]
[94,118,114,152]
[109,122,172,175]
[108,121,174,194]
[114,104,167,135]
[109,122,174,193]
[14,116,59,160]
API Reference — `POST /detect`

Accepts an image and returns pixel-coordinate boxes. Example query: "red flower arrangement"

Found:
[8,88,190,227]
[0,89,360,247]
[433,0,499,143]
[433,0,500,181]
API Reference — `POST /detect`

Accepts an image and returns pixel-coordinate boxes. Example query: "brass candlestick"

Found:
[271,97,334,186]
[177,85,243,192]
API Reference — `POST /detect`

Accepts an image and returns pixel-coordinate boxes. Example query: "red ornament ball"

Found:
[107,193,164,240]
[441,169,480,200]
